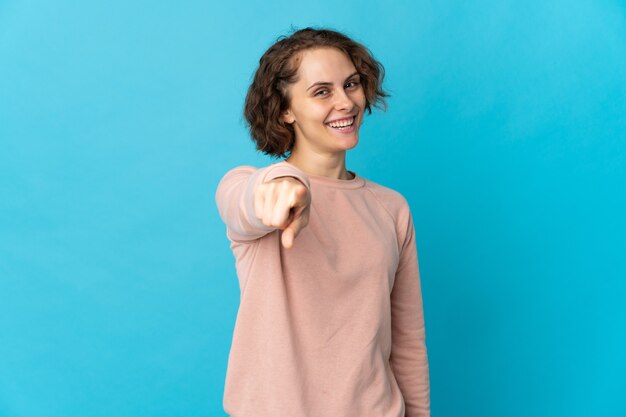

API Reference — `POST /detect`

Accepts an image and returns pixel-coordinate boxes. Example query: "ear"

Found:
[281,110,295,124]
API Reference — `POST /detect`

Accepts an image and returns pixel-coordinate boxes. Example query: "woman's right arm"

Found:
[215,164,311,245]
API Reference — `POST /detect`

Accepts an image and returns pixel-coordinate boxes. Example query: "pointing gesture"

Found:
[254,176,311,249]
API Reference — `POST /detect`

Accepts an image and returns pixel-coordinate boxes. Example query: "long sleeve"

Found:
[214,163,311,243]
[389,206,431,417]
[219,160,429,416]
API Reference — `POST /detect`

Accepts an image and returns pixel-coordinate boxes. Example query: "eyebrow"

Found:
[306,71,360,91]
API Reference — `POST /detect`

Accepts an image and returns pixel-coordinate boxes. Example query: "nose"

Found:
[333,88,355,111]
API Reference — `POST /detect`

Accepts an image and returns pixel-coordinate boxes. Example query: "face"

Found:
[280,47,366,157]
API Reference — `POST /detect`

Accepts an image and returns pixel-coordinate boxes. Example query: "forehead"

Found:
[293,47,356,82]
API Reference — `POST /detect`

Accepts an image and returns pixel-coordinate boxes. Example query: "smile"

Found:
[325,116,355,129]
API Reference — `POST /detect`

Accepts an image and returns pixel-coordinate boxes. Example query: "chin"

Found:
[342,137,359,150]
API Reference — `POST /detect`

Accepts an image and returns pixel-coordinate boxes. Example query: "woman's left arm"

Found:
[389,207,431,417]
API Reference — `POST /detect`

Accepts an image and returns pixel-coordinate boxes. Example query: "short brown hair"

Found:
[243,27,390,159]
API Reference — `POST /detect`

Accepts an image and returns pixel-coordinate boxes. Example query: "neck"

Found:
[285,152,352,180]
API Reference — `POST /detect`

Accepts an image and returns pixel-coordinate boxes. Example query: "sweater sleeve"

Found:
[215,163,311,243]
[389,205,431,417]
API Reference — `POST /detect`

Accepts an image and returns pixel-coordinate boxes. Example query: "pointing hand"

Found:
[254,176,311,249]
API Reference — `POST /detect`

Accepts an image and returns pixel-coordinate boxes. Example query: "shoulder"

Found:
[219,164,258,179]
[219,161,309,183]
[215,165,258,196]
[361,177,415,248]
[362,177,411,219]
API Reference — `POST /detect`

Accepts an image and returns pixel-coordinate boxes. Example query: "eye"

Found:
[346,80,360,89]
[315,89,329,97]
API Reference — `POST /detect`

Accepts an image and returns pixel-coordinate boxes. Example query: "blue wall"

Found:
[1,1,625,416]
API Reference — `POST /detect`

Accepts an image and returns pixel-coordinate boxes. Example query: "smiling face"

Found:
[280,47,366,160]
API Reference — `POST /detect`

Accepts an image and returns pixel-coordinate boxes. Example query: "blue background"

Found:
[1,0,625,416]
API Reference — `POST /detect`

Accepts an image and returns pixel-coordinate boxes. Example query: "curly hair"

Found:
[243,26,390,159]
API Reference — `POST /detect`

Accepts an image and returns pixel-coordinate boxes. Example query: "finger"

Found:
[290,183,309,209]
[288,214,304,239]
[282,209,309,246]
[272,190,295,228]
[281,227,294,249]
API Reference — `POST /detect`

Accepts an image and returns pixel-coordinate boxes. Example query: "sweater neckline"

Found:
[279,160,365,189]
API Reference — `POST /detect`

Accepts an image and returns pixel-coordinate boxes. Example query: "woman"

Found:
[215,27,430,417]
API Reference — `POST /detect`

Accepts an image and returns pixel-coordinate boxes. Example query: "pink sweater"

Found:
[215,160,430,417]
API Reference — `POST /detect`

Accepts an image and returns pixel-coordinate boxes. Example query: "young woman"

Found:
[215,27,430,417]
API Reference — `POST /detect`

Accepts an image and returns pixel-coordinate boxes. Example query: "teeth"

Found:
[327,116,354,128]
